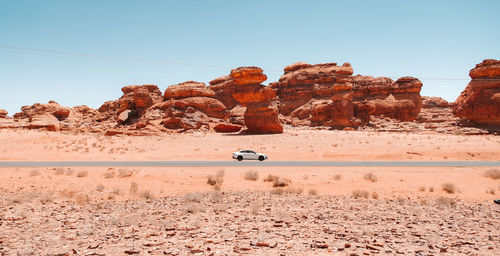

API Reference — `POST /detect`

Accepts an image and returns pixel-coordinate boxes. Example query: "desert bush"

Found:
[244,170,259,181]
[96,184,105,192]
[352,189,369,199]
[184,192,202,202]
[263,174,279,182]
[308,189,317,196]
[442,183,456,194]
[484,169,500,180]
[207,170,225,186]
[60,189,76,198]
[129,182,138,194]
[75,194,90,205]
[429,187,434,192]
[486,187,496,195]
[118,168,133,178]
[363,173,378,182]
[273,177,291,187]
[140,190,153,200]
[76,170,88,178]
[30,169,41,177]
[371,192,379,199]
[103,169,115,179]
[333,174,342,181]
[112,188,123,196]
[419,186,426,192]
[54,168,65,175]
[435,197,456,206]
[65,168,74,176]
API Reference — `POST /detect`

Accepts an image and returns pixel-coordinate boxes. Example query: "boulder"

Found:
[164,81,215,100]
[173,97,227,119]
[0,109,7,118]
[218,66,283,134]
[14,101,71,120]
[208,75,239,109]
[453,59,500,128]
[27,114,60,131]
[214,123,242,133]
[117,109,133,124]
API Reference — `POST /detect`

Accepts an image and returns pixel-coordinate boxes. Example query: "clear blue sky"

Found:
[0,0,499,115]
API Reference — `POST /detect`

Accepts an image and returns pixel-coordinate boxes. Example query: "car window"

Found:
[249,151,256,154]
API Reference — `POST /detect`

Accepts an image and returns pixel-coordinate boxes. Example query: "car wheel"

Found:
[237,156,243,161]
[259,156,264,161]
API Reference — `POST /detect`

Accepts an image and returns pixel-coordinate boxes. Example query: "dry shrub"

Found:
[429,187,434,192]
[129,182,138,194]
[396,197,406,204]
[65,168,74,176]
[118,168,133,178]
[208,191,222,202]
[140,190,153,200]
[273,177,291,187]
[39,193,53,204]
[60,189,76,198]
[419,186,426,192]
[103,169,115,179]
[486,187,496,195]
[96,184,105,192]
[263,174,279,182]
[363,173,378,182]
[184,204,205,214]
[54,168,65,175]
[442,183,456,194]
[333,174,342,181]
[76,170,88,178]
[484,169,500,180]
[244,170,259,181]
[112,188,123,196]
[30,169,41,177]
[75,194,90,205]
[371,192,379,199]
[352,189,369,199]
[435,197,457,206]
[207,170,224,186]
[184,192,202,202]
[308,189,318,196]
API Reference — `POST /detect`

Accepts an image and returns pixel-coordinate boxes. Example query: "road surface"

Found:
[0,161,499,167]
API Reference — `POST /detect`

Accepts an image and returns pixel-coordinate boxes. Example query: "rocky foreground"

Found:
[1,191,498,255]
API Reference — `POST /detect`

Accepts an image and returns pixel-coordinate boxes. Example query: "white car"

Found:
[233,150,268,161]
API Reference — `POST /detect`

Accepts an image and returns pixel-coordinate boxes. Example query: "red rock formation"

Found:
[351,75,422,122]
[208,75,239,109]
[0,109,7,118]
[27,114,60,131]
[422,97,450,109]
[214,67,282,134]
[164,81,215,100]
[213,123,242,133]
[271,62,358,127]
[14,101,71,120]
[453,59,500,128]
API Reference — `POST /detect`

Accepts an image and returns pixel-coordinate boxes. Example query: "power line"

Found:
[1,44,498,81]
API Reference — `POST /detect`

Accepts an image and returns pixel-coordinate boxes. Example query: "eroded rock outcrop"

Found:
[98,84,163,124]
[0,109,7,118]
[211,67,283,134]
[351,76,423,122]
[453,59,500,128]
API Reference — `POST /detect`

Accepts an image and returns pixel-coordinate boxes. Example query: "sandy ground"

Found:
[0,129,499,161]
[0,129,499,255]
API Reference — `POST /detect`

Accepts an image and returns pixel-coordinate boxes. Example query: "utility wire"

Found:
[1,44,498,81]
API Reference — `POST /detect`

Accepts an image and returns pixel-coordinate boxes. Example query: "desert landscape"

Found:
[1,0,500,252]
[1,59,500,255]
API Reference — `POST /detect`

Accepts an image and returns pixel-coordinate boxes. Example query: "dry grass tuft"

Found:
[112,188,123,196]
[352,189,369,199]
[486,187,496,195]
[371,192,379,199]
[129,182,138,195]
[484,169,500,180]
[207,170,225,186]
[30,169,41,177]
[442,183,456,194]
[60,189,76,198]
[308,189,318,196]
[140,190,153,200]
[184,192,202,202]
[76,170,88,178]
[65,168,74,176]
[273,177,291,187]
[54,168,65,175]
[244,170,259,181]
[333,174,342,181]
[435,196,457,206]
[363,173,378,182]
[263,174,279,182]
[429,187,434,192]
[96,184,105,192]
[419,186,426,192]
[103,169,115,179]
[117,168,133,178]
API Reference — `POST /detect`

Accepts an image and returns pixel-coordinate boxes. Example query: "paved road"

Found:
[0,161,499,167]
